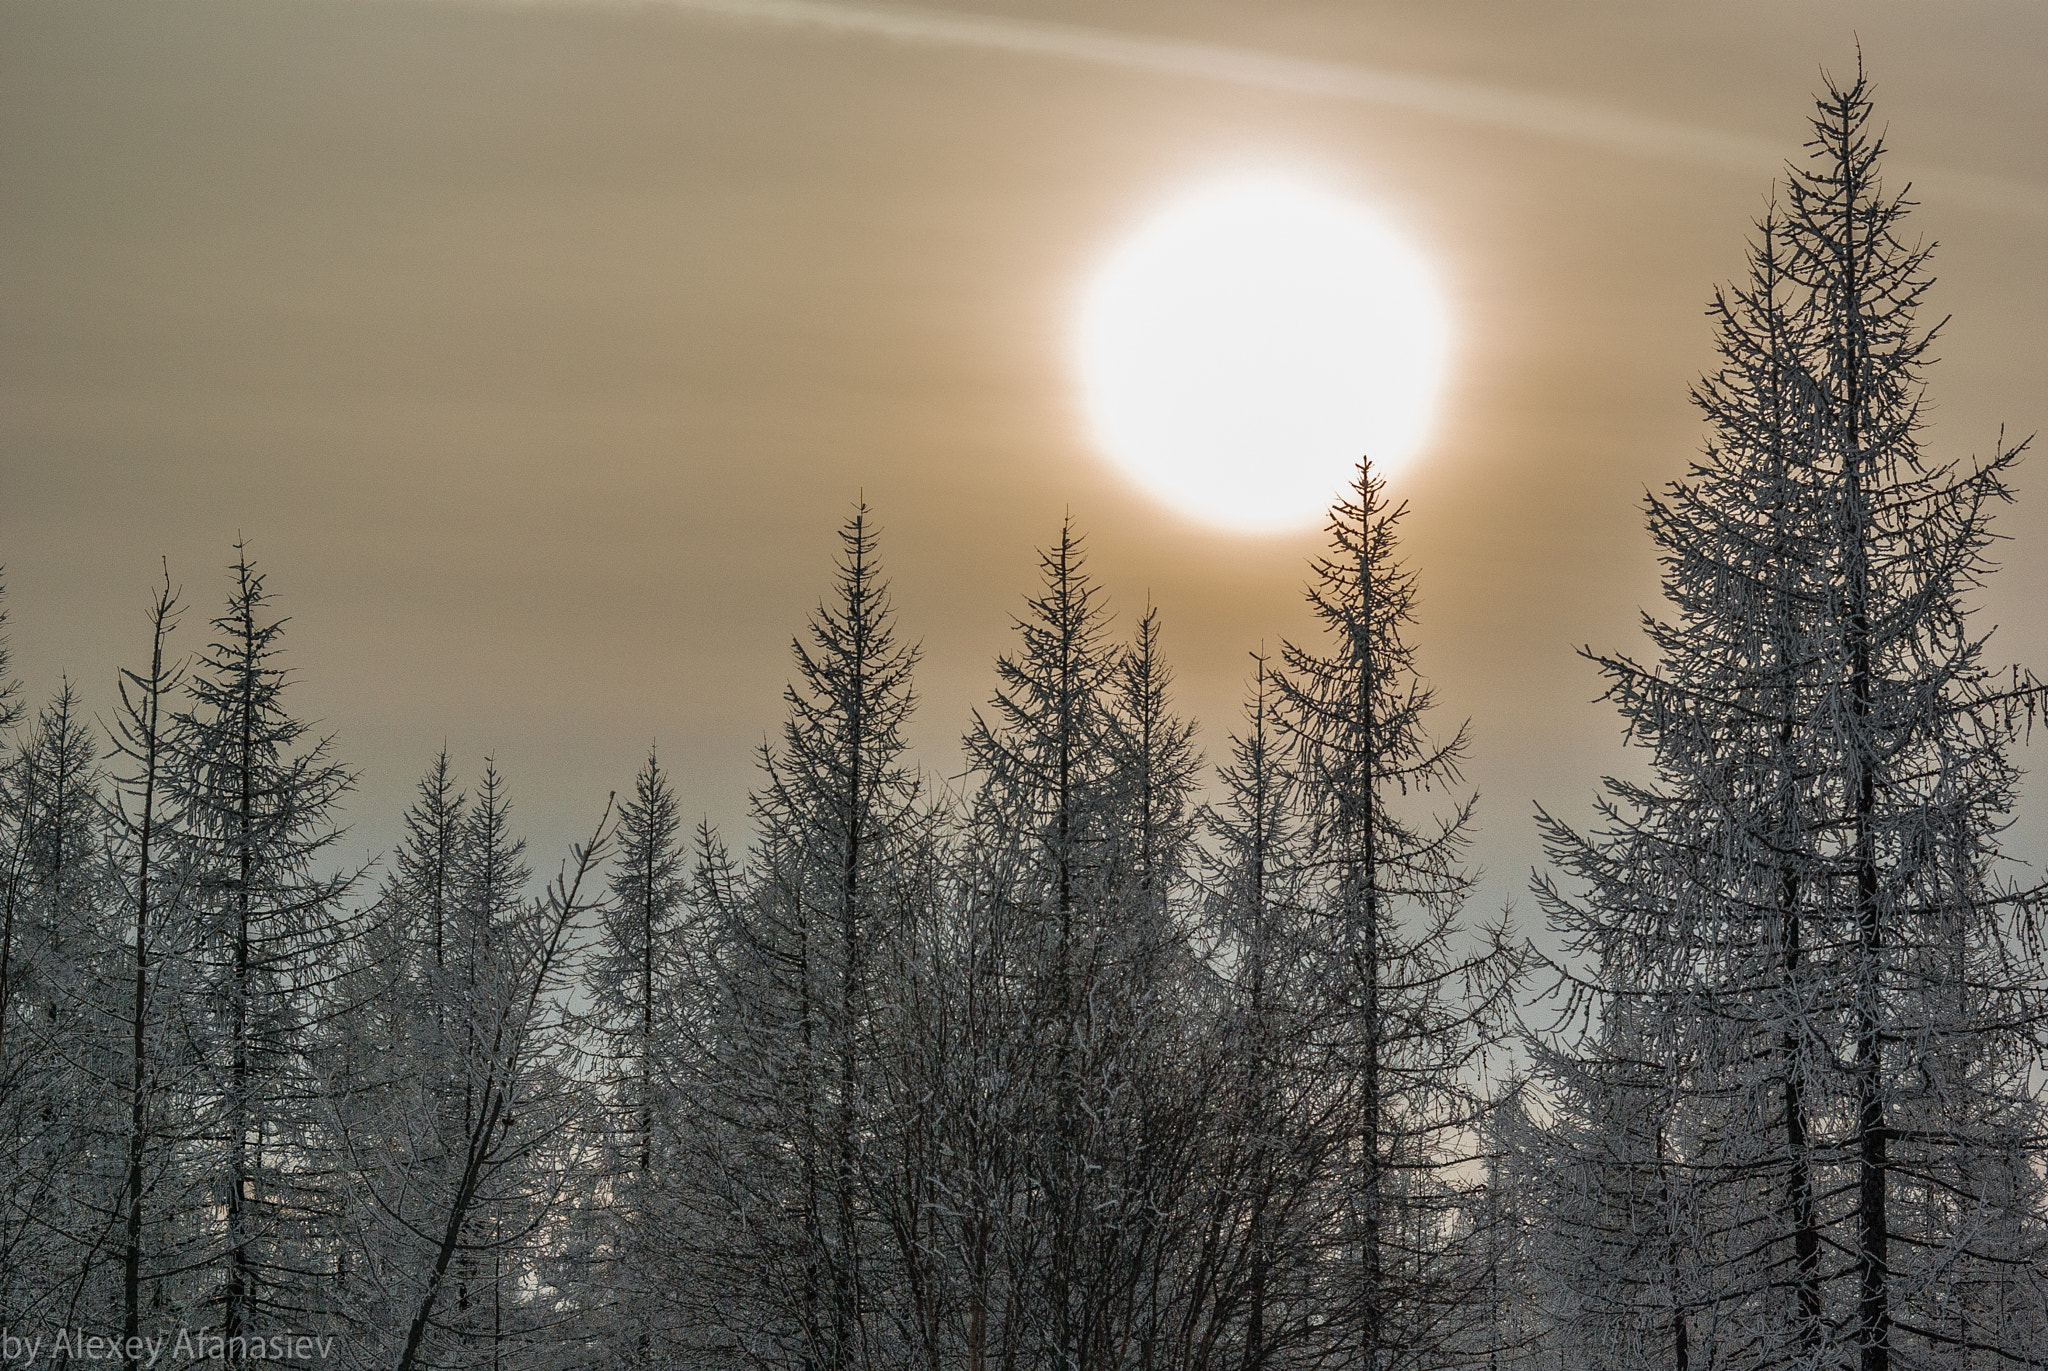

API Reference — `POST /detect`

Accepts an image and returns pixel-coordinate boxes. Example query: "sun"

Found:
[1075,176,1452,534]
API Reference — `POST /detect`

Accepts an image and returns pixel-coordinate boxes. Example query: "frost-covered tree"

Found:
[171,549,361,1353]
[1071,598,1209,1367]
[1530,200,1834,1370]
[956,521,1238,1368]
[699,505,928,1370]
[2,682,104,1068]
[594,750,685,1175]
[1106,604,1201,957]
[1190,655,1336,1367]
[440,759,534,1360]
[322,751,468,1336]
[580,747,689,1367]
[961,518,1137,1366]
[0,680,116,1333]
[393,751,466,998]
[328,763,608,1371]
[1277,460,1526,1371]
[105,571,198,1354]
[1533,65,2048,1371]
[0,575,19,747]
[648,816,752,1364]
[1785,71,2047,1370]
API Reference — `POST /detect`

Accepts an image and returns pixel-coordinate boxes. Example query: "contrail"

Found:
[519,0,2048,221]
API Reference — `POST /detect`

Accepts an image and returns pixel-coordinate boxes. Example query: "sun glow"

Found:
[1075,176,1451,534]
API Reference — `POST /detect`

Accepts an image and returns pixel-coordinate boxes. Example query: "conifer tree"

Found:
[1532,198,1833,1368]
[0,681,115,1334]
[651,817,755,1363]
[172,549,359,1354]
[105,571,193,1358]
[444,758,531,1359]
[584,747,688,1367]
[704,505,926,1370]
[381,799,614,1371]
[1534,64,2048,1371]
[323,748,468,1319]
[394,751,466,998]
[963,518,1131,1366]
[0,578,29,1324]
[323,755,454,1355]
[914,797,1033,1371]
[1276,460,1525,1370]
[328,763,607,1371]
[1106,604,1200,956]
[598,749,685,1174]
[1786,69,2046,1370]
[0,570,18,1092]
[1079,602,1207,1366]
[3,682,104,1068]
[1194,655,1332,1366]
[0,574,19,748]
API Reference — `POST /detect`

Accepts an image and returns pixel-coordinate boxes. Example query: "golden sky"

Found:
[4,0,2045,914]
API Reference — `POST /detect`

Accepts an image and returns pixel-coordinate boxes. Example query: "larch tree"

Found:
[171,549,360,1354]
[381,799,615,1371]
[1785,68,2047,1370]
[1106,603,1201,963]
[583,746,689,1368]
[0,575,19,738]
[0,680,115,1336]
[703,504,926,1371]
[104,571,196,1362]
[1533,64,2048,1371]
[655,816,756,1365]
[1072,598,1208,1366]
[329,761,610,1371]
[394,751,467,1010]
[1192,654,1335,1368]
[962,518,1133,1368]
[1276,460,1526,1371]
[1531,200,1834,1369]
[3,682,104,1071]
[442,758,534,1363]
[323,749,469,1344]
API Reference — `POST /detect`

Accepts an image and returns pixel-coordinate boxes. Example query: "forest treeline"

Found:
[3,71,2046,1371]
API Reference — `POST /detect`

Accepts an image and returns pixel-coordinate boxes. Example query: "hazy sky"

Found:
[4,0,2046,921]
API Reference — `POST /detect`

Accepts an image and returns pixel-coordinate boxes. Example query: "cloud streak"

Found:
[532,0,2048,221]
[634,0,1779,170]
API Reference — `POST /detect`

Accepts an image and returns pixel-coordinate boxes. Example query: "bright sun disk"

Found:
[1075,176,1451,534]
